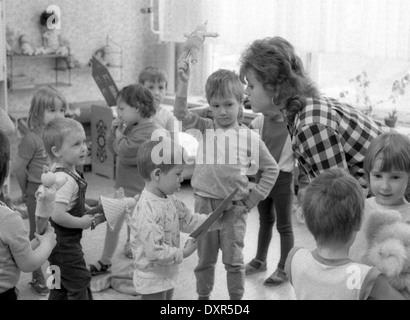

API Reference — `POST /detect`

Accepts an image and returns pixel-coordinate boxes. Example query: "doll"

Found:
[19,34,35,56]
[179,21,219,64]
[35,10,70,55]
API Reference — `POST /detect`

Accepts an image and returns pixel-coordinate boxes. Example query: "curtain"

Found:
[157,0,410,60]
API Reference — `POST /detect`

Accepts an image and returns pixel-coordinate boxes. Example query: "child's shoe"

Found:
[123,240,133,259]
[88,260,112,276]
[245,259,267,275]
[30,278,49,296]
[263,268,288,286]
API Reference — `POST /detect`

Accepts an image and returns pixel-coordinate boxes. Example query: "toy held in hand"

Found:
[365,209,410,294]
[85,188,139,231]
[35,164,67,235]
[179,21,219,64]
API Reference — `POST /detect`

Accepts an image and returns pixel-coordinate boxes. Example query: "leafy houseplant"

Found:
[341,71,409,127]
[384,107,398,128]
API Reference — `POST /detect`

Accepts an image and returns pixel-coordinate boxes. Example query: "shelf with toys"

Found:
[6,52,72,91]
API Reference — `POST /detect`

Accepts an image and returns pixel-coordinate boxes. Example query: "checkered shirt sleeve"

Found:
[292,97,385,188]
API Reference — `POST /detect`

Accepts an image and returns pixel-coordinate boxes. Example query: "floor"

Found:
[7,170,316,301]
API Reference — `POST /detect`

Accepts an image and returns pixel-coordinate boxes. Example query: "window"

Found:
[157,0,410,122]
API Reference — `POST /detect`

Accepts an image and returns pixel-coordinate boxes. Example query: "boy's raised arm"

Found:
[174,58,191,122]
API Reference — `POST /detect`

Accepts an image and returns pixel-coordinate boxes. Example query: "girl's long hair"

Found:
[27,86,67,132]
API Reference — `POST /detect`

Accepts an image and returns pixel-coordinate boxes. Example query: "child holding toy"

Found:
[42,117,100,300]
[128,139,206,300]
[175,59,279,299]
[14,86,66,295]
[0,130,56,301]
[349,131,410,298]
[285,168,404,300]
[88,84,159,274]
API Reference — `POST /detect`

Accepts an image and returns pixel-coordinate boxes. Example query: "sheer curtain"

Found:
[158,0,410,60]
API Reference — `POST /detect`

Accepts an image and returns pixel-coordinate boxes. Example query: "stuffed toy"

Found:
[179,21,219,64]
[19,34,35,56]
[91,46,109,67]
[35,29,70,56]
[365,209,410,294]
[36,10,67,55]
[34,164,67,235]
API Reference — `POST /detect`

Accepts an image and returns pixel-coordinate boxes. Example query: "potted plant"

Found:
[384,108,398,128]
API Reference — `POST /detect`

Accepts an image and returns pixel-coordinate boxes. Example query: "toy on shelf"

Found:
[34,10,69,56]
[19,34,35,56]
[179,21,219,65]
[365,209,410,295]
[34,28,70,56]
[34,164,67,235]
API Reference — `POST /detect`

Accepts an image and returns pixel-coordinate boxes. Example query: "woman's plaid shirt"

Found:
[290,96,386,188]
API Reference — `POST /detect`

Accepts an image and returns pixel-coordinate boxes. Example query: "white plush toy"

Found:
[365,209,410,294]
[19,34,35,56]
[34,164,67,234]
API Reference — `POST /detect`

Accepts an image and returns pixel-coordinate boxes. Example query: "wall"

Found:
[5,0,157,88]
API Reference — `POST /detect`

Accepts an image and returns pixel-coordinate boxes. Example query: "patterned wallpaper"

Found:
[5,0,159,89]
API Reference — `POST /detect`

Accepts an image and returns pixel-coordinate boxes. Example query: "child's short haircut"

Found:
[43,117,84,160]
[0,130,10,187]
[137,138,187,180]
[205,69,244,105]
[138,66,168,86]
[116,84,156,118]
[364,131,410,181]
[303,168,364,246]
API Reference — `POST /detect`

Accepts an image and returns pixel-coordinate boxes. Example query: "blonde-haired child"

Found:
[175,60,279,300]
[43,117,98,300]
[14,85,66,295]
[350,131,410,298]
